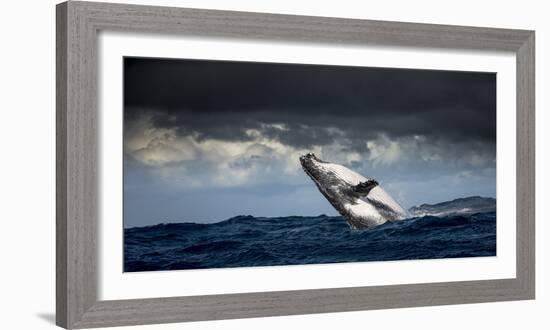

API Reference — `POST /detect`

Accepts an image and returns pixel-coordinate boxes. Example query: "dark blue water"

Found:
[124,198,496,272]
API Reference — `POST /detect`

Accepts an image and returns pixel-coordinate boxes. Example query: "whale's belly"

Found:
[343,200,387,228]
[366,186,407,216]
[341,187,407,228]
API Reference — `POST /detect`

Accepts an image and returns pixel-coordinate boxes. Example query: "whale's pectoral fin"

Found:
[353,179,379,195]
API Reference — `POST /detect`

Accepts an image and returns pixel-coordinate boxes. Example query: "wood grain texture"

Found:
[56,3,68,328]
[56,1,536,328]
[515,32,536,298]
[76,1,531,51]
[57,1,98,327]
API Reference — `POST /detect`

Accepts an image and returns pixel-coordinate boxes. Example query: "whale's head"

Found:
[299,153,367,192]
[299,152,406,228]
[299,152,375,209]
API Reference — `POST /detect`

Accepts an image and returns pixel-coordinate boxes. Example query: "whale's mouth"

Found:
[300,156,316,182]
[299,152,316,163]
[299,152,327,166]
[299,153,318,173]
[299,153,326,186]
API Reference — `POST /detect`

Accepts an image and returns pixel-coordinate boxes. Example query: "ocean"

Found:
[124,196,496,272]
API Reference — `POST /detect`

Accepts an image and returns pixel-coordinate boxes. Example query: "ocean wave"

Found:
[124,208,496,272]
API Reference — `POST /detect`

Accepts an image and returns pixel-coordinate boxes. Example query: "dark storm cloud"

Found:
[123,57,497,227]
[124,57,496,150]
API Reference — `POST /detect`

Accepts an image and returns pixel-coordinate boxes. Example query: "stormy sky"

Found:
[123,57,496,228]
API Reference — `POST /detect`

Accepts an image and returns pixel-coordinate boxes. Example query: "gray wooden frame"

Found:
[56,1,535,328]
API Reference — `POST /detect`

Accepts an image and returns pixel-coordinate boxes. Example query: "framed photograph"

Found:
[56,1,535,328]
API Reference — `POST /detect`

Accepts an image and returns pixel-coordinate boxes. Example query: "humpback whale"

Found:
[299,153,407,229]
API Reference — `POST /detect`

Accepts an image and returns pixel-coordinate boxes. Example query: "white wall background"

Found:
[0,0,547,329]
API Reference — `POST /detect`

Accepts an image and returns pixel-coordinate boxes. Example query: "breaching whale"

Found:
[299,153,407,229]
